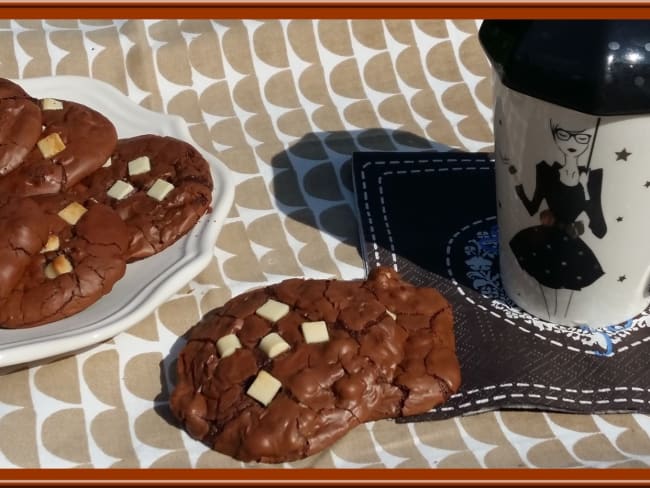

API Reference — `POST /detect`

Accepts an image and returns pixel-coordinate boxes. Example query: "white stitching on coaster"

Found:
[423,382,650,413]
[360,163,381,263]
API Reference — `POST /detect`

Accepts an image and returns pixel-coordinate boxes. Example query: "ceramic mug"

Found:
[494,77,650,327]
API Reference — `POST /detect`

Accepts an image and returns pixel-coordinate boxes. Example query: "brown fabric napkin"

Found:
[353,151,650,422]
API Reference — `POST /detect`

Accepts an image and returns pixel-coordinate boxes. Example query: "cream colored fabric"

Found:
[0,19,648,468]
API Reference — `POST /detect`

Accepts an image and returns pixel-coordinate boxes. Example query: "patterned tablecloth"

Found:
[0,18,648,470]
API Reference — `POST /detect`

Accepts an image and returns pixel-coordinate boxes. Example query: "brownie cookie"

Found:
[0,196,49,299]
[0,78,42,176]
[170,267,461,463]
[0,98,117,196]
[72,134,213,261]
[0,78,28,98]
[0,194,129,328]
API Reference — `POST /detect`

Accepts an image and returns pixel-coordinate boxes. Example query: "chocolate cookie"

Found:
[0,78,28,98]
[0,195,129,328]
[170,267,461,463]
[72,134,213,261]
[0,78,42,176]
[0,98,117,196]
[0,196,49,299]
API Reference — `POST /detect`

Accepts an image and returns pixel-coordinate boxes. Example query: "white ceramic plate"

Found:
[0,76,234,369]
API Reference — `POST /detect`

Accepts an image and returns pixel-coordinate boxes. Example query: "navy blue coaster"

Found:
[353,151,650,421]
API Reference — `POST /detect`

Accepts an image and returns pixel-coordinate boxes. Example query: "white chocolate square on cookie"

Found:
[107,180,135,200]
[216,334,241,359]
[146,179,174,202]
[259,332,291,358]
[128,156,151,176]
[41,98,63,110]
[301,321,330,344]
[57,202,87,225]
[37,133,66,159]
[255,299,290,323]
[40,235,60,253]
[246,370,282,406]
[44,255,73,279]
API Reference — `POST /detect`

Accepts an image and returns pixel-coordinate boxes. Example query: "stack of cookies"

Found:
[0,78,214,329]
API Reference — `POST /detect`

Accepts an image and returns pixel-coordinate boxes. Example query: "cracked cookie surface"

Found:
[0,78,42,177]
[0,194,128,328]
[0,98,117,197]
[0,196,49,299]
[169,267,461,463]
[71,134,213,261]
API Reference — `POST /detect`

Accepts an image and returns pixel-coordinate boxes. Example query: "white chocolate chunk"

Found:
[246,370,282,406]
[37,133,66,159]
[102,157,112,168]
[386,310,397,320]
[44,255,73,279]
[52,254,73,275]
[107,180,135,200]
[128,156,151,176]
[301,320,329,344]
[259,332,290,358]
[216,334,241,358]
[44,263,58,280]
[40,234,60,253]
[146,179,174,202]
[57,202,87,225]
[255,299,290,323]
[41,98,63,110]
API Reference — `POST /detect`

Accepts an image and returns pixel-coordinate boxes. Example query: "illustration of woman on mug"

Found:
[509,120,607,320]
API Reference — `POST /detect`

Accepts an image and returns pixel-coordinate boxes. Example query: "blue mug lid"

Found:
[479,20,650,116]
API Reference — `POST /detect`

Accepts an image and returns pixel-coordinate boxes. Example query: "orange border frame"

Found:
[1,2,650,486]
[0,2,649,19]
[1,467,650,485]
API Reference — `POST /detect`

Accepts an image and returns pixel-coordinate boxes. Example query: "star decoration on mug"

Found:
[618,275,627,282]
[616,216,624,222]
[645,181,650,189]
[616,148,631,161]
